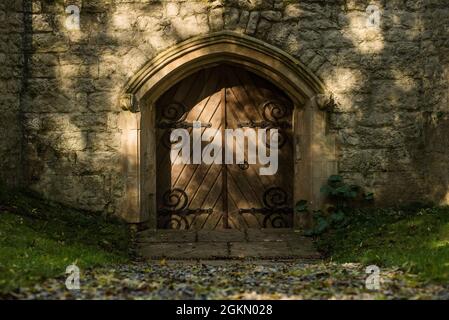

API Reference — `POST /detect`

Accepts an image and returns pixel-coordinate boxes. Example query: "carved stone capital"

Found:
[120,94,140,113]
[314,94,336,111]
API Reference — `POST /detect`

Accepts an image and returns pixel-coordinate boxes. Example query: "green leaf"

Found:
[364,192,374,201]
[295,200,308,212]
[330,210,345,224]
[336,185,348,192]
[303,229,314,237]
[314,216,329,234]
[328,175,343,184]
[313,210,324,216]
[346,191,358,199]
[320,185,333,195]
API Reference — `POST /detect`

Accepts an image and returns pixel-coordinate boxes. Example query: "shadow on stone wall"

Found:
[22,0,193,214]
[19,0,449,217]
[0,0,24,187]
[279,0,449,206]
[22,0,119,213]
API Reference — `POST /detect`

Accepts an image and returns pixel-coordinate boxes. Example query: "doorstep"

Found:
[136,229,321,260]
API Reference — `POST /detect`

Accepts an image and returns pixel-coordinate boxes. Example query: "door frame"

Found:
[117,31,337,229]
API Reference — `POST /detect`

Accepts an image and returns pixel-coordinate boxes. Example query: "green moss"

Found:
[317,206,449,283]
[0,188,130,293]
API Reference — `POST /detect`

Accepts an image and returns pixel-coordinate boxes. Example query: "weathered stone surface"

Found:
[138,230,196,243]
[0,1,22,186]
[197,230,246,242]
[229,241,319,259]
[246,11,260,34]
[261,10,281,22]
[139,243,229,259]
[1,0,448,217]
[224,7,240,29]
[246,229,304,242]
[229,242,292,258]
[209,7,224,31]
[137,229,321,259]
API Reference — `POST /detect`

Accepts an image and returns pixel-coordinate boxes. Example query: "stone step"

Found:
[137,228,308,242]
[136,229,321,260]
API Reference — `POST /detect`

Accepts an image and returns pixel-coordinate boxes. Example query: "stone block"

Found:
[138,230,197,243]
[246,11,259,34]
[209,8,224,31]
[229,242,292,258]
[140,243,229,259]
[197,230,246,242]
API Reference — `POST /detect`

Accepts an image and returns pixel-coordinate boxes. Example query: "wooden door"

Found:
[156,65,293,230]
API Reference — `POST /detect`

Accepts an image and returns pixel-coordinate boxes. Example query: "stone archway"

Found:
[117,31,337,228]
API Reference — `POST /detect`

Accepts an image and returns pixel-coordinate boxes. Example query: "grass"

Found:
[0,187,131,294]
[2,182,448,295]
[317,205,449,283]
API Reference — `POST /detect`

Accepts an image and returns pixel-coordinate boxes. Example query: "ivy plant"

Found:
[296,175,374,236]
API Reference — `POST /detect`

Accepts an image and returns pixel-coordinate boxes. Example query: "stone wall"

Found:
[9,0,449,216]
[0,1,23,187]
[422,2,449,205]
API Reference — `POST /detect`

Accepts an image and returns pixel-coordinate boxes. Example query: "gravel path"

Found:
[8,261,449,300]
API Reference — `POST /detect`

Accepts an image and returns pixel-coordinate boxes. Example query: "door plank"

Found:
[156,65,294,230]
[224,65,294,229]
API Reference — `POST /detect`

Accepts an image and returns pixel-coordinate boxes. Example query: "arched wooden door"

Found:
[155,65,294,230]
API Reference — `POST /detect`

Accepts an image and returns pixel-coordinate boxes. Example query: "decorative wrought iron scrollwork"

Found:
[237,100,291,148]
[158,188,213,229]
[237,99,292,129]
[239,207,292,229]
[263,213,289,228]
[238,100,292,129]
[263,187,291,228]
[161,215,190,230]
[262,100,292,123]
[158,121,212,129]
[239,207,292,215]
[160,102,187,124]
[263,187,288,209]
[264,129,287,149]
[238,120,291,129]
[158,102,213,130]
[159,207,214,216]
[162,188,188,211]
[239,187,292,228]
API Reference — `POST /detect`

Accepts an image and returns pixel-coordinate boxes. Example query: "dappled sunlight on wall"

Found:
[321,67,363,95]
[8,0,448,219]
[391,70,416,93]
[342,11,384,54]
